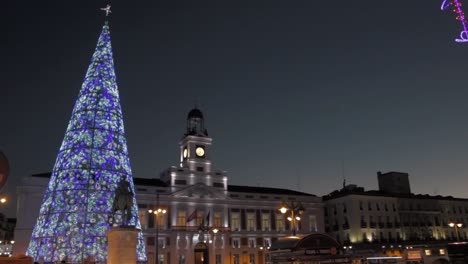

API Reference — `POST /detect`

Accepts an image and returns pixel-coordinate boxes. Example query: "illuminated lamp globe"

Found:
[0,151,10,191]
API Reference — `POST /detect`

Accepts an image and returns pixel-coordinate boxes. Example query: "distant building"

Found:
[0,213,16,256]
[377,171,411,195]
[15,108,324,264]
[323,172,468,245]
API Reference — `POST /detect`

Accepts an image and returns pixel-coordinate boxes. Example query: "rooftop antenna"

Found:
[296,169,302,192]
[341,159,346,189]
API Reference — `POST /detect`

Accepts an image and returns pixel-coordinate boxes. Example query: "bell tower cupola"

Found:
[186,108,208,137]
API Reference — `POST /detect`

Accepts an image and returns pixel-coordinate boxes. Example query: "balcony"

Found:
[171,226,231,232]
[378,222,385,228]
[361,222,367,228]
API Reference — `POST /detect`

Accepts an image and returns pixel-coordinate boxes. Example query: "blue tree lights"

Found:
[26,22,146,263]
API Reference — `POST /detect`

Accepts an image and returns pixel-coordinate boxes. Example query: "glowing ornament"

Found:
[441,0,468,42]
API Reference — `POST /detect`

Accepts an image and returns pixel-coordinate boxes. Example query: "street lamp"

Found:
[149,194,166,264]
[449,222,463,241]
[279,201,305,236]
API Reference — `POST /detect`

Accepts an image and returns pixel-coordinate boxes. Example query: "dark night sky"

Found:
[2,0,468,217]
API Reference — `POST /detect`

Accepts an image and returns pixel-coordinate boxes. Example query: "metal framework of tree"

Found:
[26,21,146,263]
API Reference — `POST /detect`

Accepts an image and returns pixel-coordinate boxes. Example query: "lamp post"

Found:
[279,201,305,236]
[449,222,463,242]
[149,193,166,264]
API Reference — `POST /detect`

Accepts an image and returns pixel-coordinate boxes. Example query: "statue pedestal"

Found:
[107,226,138,264]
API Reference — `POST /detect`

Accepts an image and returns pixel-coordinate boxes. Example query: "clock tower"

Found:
[160,107,228,191]
[179,107,212,172]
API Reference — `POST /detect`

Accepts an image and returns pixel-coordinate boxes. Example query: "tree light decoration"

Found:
[26,21,146,263]
[441,0,468,42]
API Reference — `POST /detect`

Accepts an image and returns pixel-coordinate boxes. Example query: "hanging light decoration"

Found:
[441,0,468,42]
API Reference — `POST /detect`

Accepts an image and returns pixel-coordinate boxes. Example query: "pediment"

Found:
[171,183,226,199]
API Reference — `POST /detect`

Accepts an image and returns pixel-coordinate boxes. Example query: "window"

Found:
[157,252,164,264]
[233,254,240,264]
[368,202,372,211]
[231,213,240,231]
[359,201,363,210]
[309,216,317,232]
[276,214,284,231]
[179,255,185,264]
[247,213,255,231]
[392,203,396,211]
[175,179,186,185]
[262,213,270,231]
[249,253,256,264]
[264,238,271,248]
[376,203,380,211]
[156,213,165,229]
[232,238,240,248]
[148,211,155,228]
[177,211,186,226]
[216,255,222,264]
[248,238,256,248]
[138,209,147,229]
[213,182,224,188]
[343,203,347,213]
[196,211,204,226]
[196,167,203,172]
[214,213,222,227]
[384,203,388,211]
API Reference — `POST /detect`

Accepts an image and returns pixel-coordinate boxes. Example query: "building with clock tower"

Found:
[14,107,324,264]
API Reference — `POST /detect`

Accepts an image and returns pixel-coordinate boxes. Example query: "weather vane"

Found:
[101,4,112,17]
[441,0,468,42]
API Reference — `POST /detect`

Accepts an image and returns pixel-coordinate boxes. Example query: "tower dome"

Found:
[187,108,204,119]
[186,107,208,137]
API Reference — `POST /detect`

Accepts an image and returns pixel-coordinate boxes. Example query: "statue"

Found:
[110,177,134,226]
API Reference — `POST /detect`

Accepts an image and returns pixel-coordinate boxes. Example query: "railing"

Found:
[170,226,231,232]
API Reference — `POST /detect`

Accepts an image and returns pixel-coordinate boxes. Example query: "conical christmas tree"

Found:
[26,21,146,263]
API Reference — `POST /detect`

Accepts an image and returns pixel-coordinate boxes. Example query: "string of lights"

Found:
[441,0,468,42]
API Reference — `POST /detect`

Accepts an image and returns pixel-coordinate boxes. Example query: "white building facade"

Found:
[323,181,468,245]
[14,108,324,264]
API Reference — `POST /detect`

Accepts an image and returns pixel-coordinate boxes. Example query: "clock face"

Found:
[183,148,188,158]
[195,147,205,157]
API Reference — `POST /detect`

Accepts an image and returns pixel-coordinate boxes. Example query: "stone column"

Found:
[107,226,138,264]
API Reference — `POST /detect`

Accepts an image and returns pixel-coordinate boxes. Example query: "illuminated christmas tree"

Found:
[26,20,146,263]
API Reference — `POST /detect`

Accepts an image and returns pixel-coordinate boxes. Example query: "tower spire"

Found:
[26,21,146,263]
